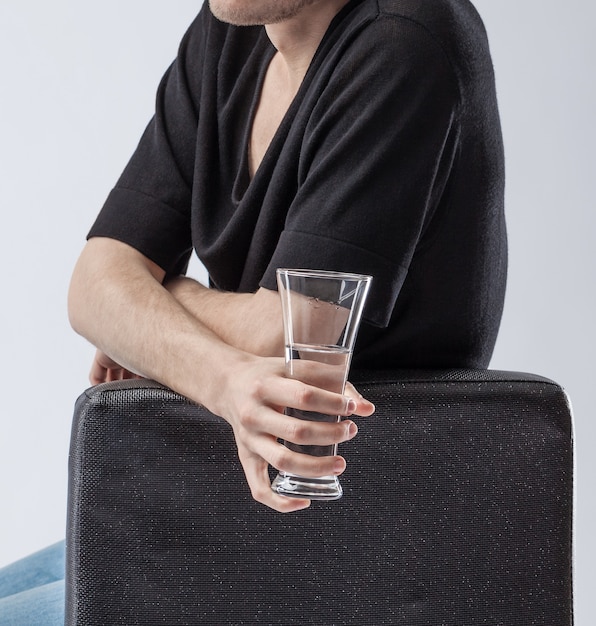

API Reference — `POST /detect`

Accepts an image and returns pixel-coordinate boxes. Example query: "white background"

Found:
[1,1,594,622]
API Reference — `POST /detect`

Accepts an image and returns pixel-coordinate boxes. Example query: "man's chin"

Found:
[208,0,316,27]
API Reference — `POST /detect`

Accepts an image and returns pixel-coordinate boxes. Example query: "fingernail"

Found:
[334,459,345,474]
[346,421,358,438]
[346,398,357,413]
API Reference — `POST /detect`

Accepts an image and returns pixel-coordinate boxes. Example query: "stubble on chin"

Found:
[208,0,318,26]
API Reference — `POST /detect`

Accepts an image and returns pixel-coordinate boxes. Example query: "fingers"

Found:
[238,435,348,514]
[232,403,357,513]
[259,361,375,419]
[287,359,346,394]
[256,427,349,478]
[89,349,143,385]
[89,355,111,385]
[344,381,376,416]
[244,405,358,448]
[239,448,311,513]
[255,374,356,418]
[234,405,355,479]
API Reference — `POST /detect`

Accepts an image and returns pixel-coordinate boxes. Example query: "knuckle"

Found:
[294,384,314,408]
[236,403,259,430]
[270,446,292,471]
[249,482,270,504]
[284,419,308,443]
[249,376,267,400]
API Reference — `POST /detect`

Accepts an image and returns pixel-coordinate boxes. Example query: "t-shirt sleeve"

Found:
[87,10,208,275]
[260,17,461,328]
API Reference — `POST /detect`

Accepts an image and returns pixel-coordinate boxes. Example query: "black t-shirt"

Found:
[88,0,507,369]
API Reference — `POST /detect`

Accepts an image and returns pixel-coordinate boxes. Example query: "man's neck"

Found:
[265,0,349,91]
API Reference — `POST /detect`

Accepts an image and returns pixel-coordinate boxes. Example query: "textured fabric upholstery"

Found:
[65,370,574,625]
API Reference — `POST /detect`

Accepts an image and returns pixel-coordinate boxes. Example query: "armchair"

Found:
[65,369,574,625]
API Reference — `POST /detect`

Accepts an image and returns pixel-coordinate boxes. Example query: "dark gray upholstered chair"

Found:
[65,369,574,625]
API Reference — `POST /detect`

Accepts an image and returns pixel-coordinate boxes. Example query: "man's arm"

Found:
[87,279,284,382]
[69,236,373,513]
[164,276,285,357]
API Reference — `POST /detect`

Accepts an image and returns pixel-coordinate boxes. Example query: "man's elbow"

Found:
[67,238,110,339]
[67,237,167,339]
[67,254,93,338]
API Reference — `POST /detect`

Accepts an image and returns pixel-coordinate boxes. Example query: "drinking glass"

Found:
[271,268,372,500]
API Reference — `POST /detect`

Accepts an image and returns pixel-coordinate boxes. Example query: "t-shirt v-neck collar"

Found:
[234,1,365,200]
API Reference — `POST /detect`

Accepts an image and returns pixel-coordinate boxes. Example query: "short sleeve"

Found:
[87,9,208,275]
[260,17,461,328]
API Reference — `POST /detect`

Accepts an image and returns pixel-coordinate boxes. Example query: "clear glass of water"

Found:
[271,268,372,500]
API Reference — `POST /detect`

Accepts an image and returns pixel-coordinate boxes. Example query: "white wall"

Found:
[1,1,594,623]
[0,0,202,559]
[475,2,596,622]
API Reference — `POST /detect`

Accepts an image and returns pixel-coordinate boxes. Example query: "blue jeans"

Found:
[0,541,65,625]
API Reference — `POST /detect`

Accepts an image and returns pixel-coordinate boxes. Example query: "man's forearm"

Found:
[165,275,285,357]
[67,237,247,414]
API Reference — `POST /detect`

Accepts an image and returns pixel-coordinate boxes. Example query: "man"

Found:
[68,0,506,514]
[1,1,506,622]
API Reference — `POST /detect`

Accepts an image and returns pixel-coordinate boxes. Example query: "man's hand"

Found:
[213,354,375,512]
[89,349,143,385]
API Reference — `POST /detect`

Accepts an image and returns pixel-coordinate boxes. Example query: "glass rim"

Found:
[276,268,372,282]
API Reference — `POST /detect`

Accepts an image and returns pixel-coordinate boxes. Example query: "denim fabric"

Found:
[0,541,65,626]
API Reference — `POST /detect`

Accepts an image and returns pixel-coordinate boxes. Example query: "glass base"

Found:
[271,472,343,500]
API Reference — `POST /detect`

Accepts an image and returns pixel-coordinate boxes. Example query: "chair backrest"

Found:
[65,369,574,625]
